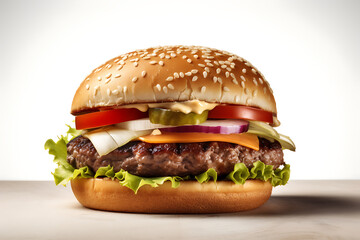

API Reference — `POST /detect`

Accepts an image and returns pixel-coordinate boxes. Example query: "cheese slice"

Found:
[84,127,152,156]
[138,132,259,151]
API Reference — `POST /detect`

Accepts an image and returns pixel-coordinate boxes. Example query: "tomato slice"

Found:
[75,108,148,130]
[208,105,274,124]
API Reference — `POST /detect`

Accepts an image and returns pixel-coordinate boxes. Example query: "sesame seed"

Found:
[94,86,99,95]
[245,62,251,66]
[163,86,168,93]
[141,71,147,77]
[165,55,170,59]
[219,61,225,65]
[242,68,247,73]
[225,72,230,78]
[204,59,211,63]
[143,56,150,60]
[252,68,257,74]
[232,79,238,85]
[107,88,111,96]
[182,55,187,59]
[86,77,90,81]
[123,86,128,93]
[214,61,219,65]
[187,58,192,63]
[174,72,179,78]
[159,61,164,66]
[235,95,240,102]
[105,78,111,84]
[192,76,198,81]
[106,64,112,69]
[217,77,222,84]
[198,64,205,67]
[259,78,263,84]
[241,81,245,88]
[114,59,120,63]
[133,62,138,67]
[205,67,210,72]
[223,86,230,92]
[112,89,119,95]
[117,66,123,71]
[170,53,176,58]
[159,53,165,59]
[179,72,185,78]
[253,90,258,97]
[132,77,138,82]
[216,68,221,74]
[240,75,246,81]
[114,74,121,78]
[221,65,227,69]
[226,67,232,72]
[155,84,161,91]
[194,55,199,59]
[97,77,102,81]
[149,61,157,65]
[168,83,174,90]
[207,63,214,67]
[86,84,90,90]
[253,78,258,86]
[201,86,206,93]
[230,73,235,78]
[203,71,208,78]
[191,69,198,74]
[185,72,192,76]
[166,76,174,81]
[213,76,217,83]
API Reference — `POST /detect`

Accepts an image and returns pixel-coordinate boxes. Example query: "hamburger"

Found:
[45,45,295,213]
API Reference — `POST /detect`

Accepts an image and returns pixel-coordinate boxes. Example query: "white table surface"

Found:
[1,180,359,240]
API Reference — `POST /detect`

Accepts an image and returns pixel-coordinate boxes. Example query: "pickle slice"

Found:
[149,108,208,126]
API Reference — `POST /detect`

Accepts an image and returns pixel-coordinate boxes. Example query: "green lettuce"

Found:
[45,125,290,193]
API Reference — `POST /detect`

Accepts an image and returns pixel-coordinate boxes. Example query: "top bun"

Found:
[71,46,276,115]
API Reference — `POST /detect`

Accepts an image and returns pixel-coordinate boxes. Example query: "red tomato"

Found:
[208,105,274,124]
[75,108,148,130]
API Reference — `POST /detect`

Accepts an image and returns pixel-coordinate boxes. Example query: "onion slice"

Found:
[116,119,249,134]
[160,120,249,134]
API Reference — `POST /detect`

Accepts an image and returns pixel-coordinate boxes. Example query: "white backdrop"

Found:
[0,0,359,180]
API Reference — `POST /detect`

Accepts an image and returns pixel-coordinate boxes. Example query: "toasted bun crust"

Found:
[70,178,272,213]
[71,46,276,115]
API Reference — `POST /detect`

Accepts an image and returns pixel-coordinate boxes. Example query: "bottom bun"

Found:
[71,178,272,213]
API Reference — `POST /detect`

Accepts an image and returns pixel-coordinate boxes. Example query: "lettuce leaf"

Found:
[45,125,290,193]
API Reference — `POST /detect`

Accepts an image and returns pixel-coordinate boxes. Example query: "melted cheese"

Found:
[121,100,218,114]
[138,132,259,151]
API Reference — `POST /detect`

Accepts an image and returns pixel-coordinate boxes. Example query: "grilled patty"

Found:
[67,136,284,177]
[67,135,284,177]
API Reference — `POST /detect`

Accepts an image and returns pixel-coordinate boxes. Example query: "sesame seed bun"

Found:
[70,178,272,213]
[71,46,276,115]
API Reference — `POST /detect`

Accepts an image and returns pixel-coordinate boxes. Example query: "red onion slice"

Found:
[160,120,249,134]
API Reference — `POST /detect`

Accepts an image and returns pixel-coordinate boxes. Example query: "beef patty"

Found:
[67,136,284,177]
